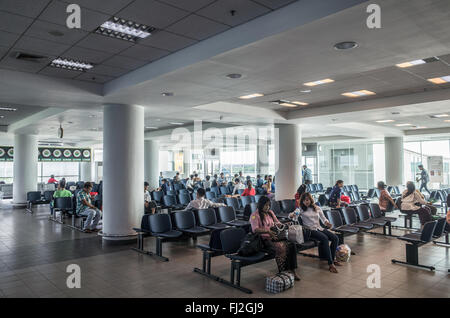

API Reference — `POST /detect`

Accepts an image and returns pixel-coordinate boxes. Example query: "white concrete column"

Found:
[144,139,159,189]
[384,136,404,185]
[103,104,144,240]
[13,134,38,205]
[274,124,302,201]
[79,161,92,181]
[257,139,269,175]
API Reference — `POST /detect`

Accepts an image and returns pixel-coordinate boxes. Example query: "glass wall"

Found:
[0,162,13,183]
[318,142,377,190]
[404,139,450,188]
[38,162,80,183]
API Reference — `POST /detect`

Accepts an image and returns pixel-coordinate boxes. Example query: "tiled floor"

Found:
[0,201,449,298]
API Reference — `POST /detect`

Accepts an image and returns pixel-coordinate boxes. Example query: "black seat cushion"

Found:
[226,220,250,227]
[183,226,209,234]
[206,223,229,230]
[354,222,373,229]
[336,225,359,233]
[156,230,183,238]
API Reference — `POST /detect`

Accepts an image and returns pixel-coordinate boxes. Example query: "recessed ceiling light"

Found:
[88,115,96,118]
[50,58,93,71]
[342,90,376,97]
[395,123,413,127]
[239,93,264,99]
[300,89,311,93]
[430,114,449,118]
[375,119,395,123]
[0,115,4,119]
[145,126,158,129]
[396,59,426,68]
[161,92,174,96]
[334,41,358,50]
[96,17,155,42]
[169,122,184,125]
[414,126,427,129]
[291,101,309,106]
[396,56,439,68]
[279,102,296,107]
[0,107,17,111]
[226,73,242,79]
[304,79,334,87]
[427,75,450,84]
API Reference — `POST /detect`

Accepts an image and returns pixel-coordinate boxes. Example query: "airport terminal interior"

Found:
[0,0,450,299]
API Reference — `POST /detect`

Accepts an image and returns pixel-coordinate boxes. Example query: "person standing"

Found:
[417,164,431,195]
[302,165,312,184]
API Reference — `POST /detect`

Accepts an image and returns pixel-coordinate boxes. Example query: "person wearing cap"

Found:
[377,181,398,212]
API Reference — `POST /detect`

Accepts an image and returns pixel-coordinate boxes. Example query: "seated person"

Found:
[211,174,218,188]
[160,178,173,194]
[217,173,227,186]
[329,180,348,208]
[377,181,398,212]
[144,182,157,214]
[292,193,341,273]
[76,182,102,233]
[186,188,226,210]
[203,175,211,190]
[232,178,246,195]
[400,181,433,227]
[262,177,274,198]
[241,180,256,196]
[48,174,58,184]
[294,184,307,208]
[185,175,195,191]
[256,174,264,188]
[172,172,180,184]
[250,196,300,281]
[51,180,73,215]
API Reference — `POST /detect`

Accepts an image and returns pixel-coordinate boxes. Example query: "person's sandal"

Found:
[329,265,338,273]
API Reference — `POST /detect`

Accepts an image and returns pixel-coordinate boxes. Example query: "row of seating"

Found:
[133,206,251,261]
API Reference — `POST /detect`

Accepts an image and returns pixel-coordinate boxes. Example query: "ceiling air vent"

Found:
[14,52,47,63]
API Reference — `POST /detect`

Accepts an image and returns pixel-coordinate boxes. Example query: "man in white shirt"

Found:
[232,178,246,195]
[186,188,226,210]
[203,175,211,189]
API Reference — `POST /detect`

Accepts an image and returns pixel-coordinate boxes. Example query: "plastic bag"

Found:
[336,244,351,262]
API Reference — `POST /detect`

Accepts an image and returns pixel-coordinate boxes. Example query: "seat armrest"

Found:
[197,244,214,251]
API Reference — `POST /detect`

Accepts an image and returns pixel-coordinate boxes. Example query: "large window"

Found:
[0,162,13,183]
[318,142,377,190]
[220,147,257,178]
[38,162,79,183]
[404,139,450,188]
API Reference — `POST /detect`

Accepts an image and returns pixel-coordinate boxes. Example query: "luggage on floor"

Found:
[265,271,294,293]
[336,244,351,262]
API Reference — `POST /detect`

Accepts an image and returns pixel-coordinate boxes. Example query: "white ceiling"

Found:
[0,0,450,146]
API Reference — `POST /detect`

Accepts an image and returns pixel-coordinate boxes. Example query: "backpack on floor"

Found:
[265,271,294,293]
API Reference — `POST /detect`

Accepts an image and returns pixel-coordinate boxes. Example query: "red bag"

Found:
[340,195,351,204]
[90,192,98,197]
